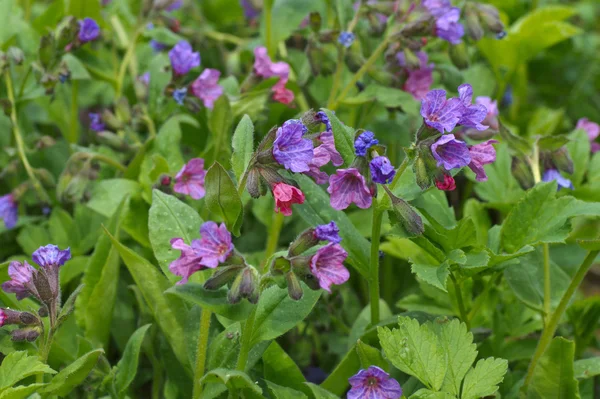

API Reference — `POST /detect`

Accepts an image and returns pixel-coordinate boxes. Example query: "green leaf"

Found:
[262,342,307,393]
[266,0,324,49]
[0,384,46,399]
[410,261,450,292]
[165,284,254,321]
[250,284,321,346]
[0,352,55,391]
[76,198,126,348]
[208,96,234,166]
[355,340,387,370]
[410,389,455,399]
[501,182,600,252]
[114,324,151,394]
[341,85,420,116]
[320,344,360,396]
[526,338,579,399]
[40,349,103,396]
[204,162,244,236]
[143,26,183,46]
[231,114,255,182]
[200,369,263,397]
[567,297,600,357]
[527,108,564,137]
[567,129,590,187]
[304,383,338,399]
[149,190,203,283]
[265,381,307,399]
[574,358,600,380]
[86,179,141,218]
[321,108,355,167]
[378,317,446,390]
[68,0,101,19]
[295,174,370,277]
[103,229,191,371]
[461,357,507,399]
[62,54,91,80]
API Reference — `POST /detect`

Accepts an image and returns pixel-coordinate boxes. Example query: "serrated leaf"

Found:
[410,389,455,399]
[115,324,151,393]
[0,384,46,399]
[0,352,55,390]
[149,190,203,282]
[231,114,255,182]
[526,338,579,399]
[461,357,507,399]
[320,108,355,167]
[40,349,103,396]
[410,261,450,292]
[204,162,244,236]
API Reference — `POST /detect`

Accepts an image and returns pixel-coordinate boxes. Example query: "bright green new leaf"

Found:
[461,357,507,399]
[115,324,151,394]
[231,114,255,182]
[0,352,55,391]
[204,162,244,236]
[266,381,307,399]
[262,342,307,393]
[40,349,103,396]
[208,96,234,165]
[200,369,263,397]
[526,338,579,399]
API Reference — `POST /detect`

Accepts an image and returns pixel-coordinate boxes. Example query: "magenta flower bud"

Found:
[435,174,456,191]
[0,309,5,327]
[173,158,206,199]
[348,366,402,399]
[327,168,372,210]
[0,193,18,229]
[191,69,223,109]
[314,221,341,244]
[169,41,200,76]
[543,169,573,191]
[354,131,379,157]
[2,261,37,300]
[370,156,396,184]
[273,120,314,173]
[78,18,100,43]
[273,183,305,216]
[467,139,498,181]
[309,243,349,292]
[420,89,463,133]
[431,134,471,170]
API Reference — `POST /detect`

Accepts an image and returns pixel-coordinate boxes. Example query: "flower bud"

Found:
[203,264,244,290]
[246,168,261,199]
[414,154,431,190]
[96,131,130,152]
[511,157,535,190]
[0,308,23,326]
[19,311,39,325]
[288,229,319,257]
[449,42,469,70]
[383,186,424,236]
[285,272,303,300]
[318,30,337,43]
[345,46,365,73]
[11,327,42,342]
[476,4,504,35]
[465,5,484,41]
[402,48,422,70]
[227,267,259,304]
[309,12,322,33]
[36,136,57,150]
[551,147,574,175]
[399,15,434,36]
[101,109,123,130]
[116,98,132,125]
[56,17,79,50]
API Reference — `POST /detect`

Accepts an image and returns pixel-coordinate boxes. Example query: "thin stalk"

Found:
[116,27,143,98]
[236,308,256,371]
[264,1,275,58]
[369,199,384,325]
[543,243,551,324]
[204,30,246,46]
[332,37,390,110]
[237,169,250,197]
[326,48,346,109]
[451,273,470,330]
[524,250,599,387]
[69,80,79,144]
[89,153,127,172]
[192,309,212,399]
[379,157,409,209]
[264,212,284,262]
[18,65,32,98]
[4,71,51,204]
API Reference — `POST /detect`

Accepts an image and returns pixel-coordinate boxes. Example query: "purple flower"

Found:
[169,238,205,284]
[240,0,260,19]
[338,32,356,48]
[305,145,332,184]
[319,131,343,166]
[309,243,349,292]
[420,89,463,133]
[196,222,234,268]
[173,158,206,199]
[0,309,5,327]
[422,0,451,10]
[191,69,223,109]
[32,245,72,269]
[166,0,183,11]
[348,366,402,399]
[150,40,168,52]
[139,72,151,86]
[457,84,488,131]
[327,168,373,210]
[173,87,187,105]
[398,52,435,100]
[476,96,499,131]
[576,118,600,152]
[89,113,105,132]
[169,41,201,76]
[434,7,464,44]
[316,111,332,131]
[314,222,341,244]
[253,47,294,105]
[431,134,471,170]
[273,120,314,173]
[1,261,36,300]
[467,139,497,181]
[355,131,379,156]
[0,194,18,229]
[543,169,573,190]
[78,18,100,43]
[370,156,396,184]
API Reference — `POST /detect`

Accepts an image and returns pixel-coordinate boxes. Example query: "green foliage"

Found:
[526,338,580,399]
[113,324,151,394]
[40,349,103,396]
[231,114,255,182]
[204,162,244,236]
[0,352,55,392]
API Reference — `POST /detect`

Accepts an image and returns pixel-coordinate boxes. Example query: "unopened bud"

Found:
[39,35,55,69]
[227,267,259,304]
[435,174,456,191]
[36,136,57,150]
[399,15,434,36]
[102,109,123,130]
[449,42,469,70]
[288,229,319,257]
[402,48,422,70]
[96,131,130,152]
[19,312,39,325]
[11,327,41,342]
[551,147,574,175]
[246,168,261,199]
[258,167,285,187]
[511,157,535,190]
[204,264,244,290]
[384,186,424,236]
[414,155,431,190]
[56,17,79,51]
[116,98,132,124]
[465,5,484,41]
[269,256,291,275]
[160,175,172,186]
[318,30,336,43]
[476,4,504,35]
[285,272,303,300]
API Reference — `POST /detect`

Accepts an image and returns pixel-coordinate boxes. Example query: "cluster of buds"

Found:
[265,222,349,300]
[464,2,506,41]
[0,245,73,342]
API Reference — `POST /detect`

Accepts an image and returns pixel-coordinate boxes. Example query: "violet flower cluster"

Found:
[422,0,464,44]
[253,47,294,105]
[0,194,18,229]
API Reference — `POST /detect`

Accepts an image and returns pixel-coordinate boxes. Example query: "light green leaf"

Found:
[204,162,244,236]
[0,384,46,399]
[341,85,420,116]
[0,352,55,391]
[231,114,255,182]
[68,0,101,19]
[250,284,321,346]
[115,324,151,394]
[461,357,507,399]
[574,358,600,380]
[149,190,203,282]
[262,342,307,393]
[86,179,141,218]
[567,129,590,187]
[295,174,370,277]
[410,261,449,292]
[321,108,355,167]
[526,338,579,399]
[200,369,263,396]
[266,0,324,49]
[265,381,307,399]
[410,389,456,399]
[41,349,103,396]
[304,383,339,399]
[165,284,254,321]
[209,96,234,166]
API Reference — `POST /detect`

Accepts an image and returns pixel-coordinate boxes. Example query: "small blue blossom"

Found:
[173,87,188,105]
[338,32,355,48]
[370,156,396,184]
[354,131,379,157]
[543,169,573,191]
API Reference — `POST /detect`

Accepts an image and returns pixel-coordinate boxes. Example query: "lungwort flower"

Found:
[32,245,72,269]
[314,221,341,244]
[467,139,497,181]
[89,113,105,132]
[397,51,434,100]
[173,158,206,199]
[423,0,464,44]
[370,156,396,184]
[576,118,600,152]
[78,18,100,43]
[327,168,372,210]
[420,89,463,133]
[354,131,379,157]
[169,41,201,75]
[273,120,314,173]
[273,183,305,216]
[1,261,36,300]
[431,134,471,170]
[253,46,295,104]
[191,69,223,109]
[0,194,18,229]
[309,243,349,292]
[457,84,488,131]
[338,31,356,48]
[348,366,402,399]
[543,169,573,190]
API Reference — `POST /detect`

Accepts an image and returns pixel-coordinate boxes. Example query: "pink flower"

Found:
[309,243,349,292]
[169,238,205,284]
[576,118,600,152]
[318,130,343,167]
[0,309,5,327]
[467,140,498,181]
[174,158,206,199]
[435,174,456,191]
[327,168,372,210]
[305,146,331,184]
[273,183,305,216]
[253,46,295,105]
[398,51,434,100]
[191,69,223,109]
[476,96,499,131]
[1,261,36,300]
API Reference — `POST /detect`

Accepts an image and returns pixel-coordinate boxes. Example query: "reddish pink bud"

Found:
[273,183,305,216]
[435,174,456,191]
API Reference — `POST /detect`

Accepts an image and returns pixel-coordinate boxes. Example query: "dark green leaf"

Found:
[204,162,244,236]
[165,284,254,321]
[41,349,103,396]
[115,324,151,394]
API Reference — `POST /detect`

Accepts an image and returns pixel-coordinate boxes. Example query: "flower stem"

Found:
[236,308,256,371]
[192,309,212,399]
[326,48,346,109]
[265,212,284,262]
[4,70,51,204]
[88,153,127,172]
[264,0,275,58]
[369,199,384,325]
[68,80,79,145]
[116,27,143,98]
[450,272,470,330]
[542,243,551,324]
[524,249,599,387]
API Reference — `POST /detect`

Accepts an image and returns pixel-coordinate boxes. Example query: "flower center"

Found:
[367,376,378,386]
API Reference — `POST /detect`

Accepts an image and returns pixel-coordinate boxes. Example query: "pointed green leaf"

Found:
[204,162,244,236]
[40,349,103,396]
[231,114,255,181]
[200,369,262,396]
[0,352,55,391]
[304,383,339,399]
[115,324,151,393]
[265,381,307,399]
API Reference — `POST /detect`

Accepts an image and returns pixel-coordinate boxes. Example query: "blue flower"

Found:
[169,41,201,75]
[370,156,396,184]
[273,120,314,173]
[32,245,72,269]
[542,169,573,190]
[173,87,188,105]
[78,18,100,43]
[338,32,356,48]
[354,131,379,157]
[314,221,341,244]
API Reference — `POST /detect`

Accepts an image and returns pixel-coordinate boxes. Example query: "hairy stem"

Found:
[69,80,79,145]
[192,309,212,399]
[265,212,284,262]
[264,1,275,58]
[451,273,470,330]
[116,27,143,98]
[543,243,551,324]
[524,249,599,387]
[369,200,384,325]
[236,308,256,371]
